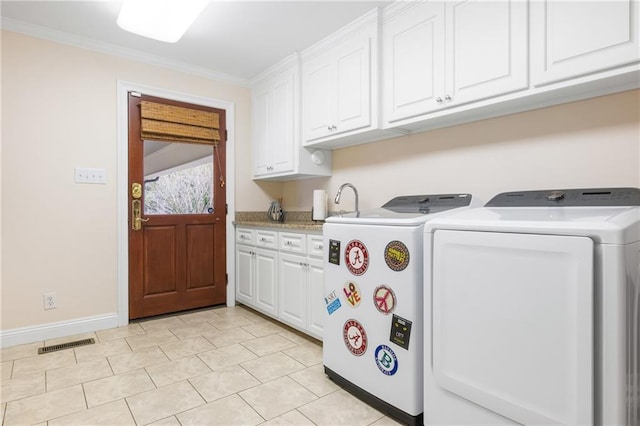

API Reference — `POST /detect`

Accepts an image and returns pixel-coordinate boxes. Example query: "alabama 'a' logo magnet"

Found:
[345,240,369,276]
[343,319,368,356]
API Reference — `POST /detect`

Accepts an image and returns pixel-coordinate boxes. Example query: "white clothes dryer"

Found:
[423,187,640,425]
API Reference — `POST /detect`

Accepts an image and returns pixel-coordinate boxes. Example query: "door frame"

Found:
[116,80,236,326]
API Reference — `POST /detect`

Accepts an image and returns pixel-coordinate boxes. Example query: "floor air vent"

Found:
[38,338,95,354]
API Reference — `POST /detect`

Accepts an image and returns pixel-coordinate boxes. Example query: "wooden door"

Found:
[128,93,227,319]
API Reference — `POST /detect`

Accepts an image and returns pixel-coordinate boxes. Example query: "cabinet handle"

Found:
[445,94,452,101]
[436,97,443,103]
[314,243,323,250]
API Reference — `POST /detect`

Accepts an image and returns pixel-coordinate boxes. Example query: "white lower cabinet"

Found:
[235,229,278,317]
[235,227,324,340]
[278,233,325,340]
[254,248,278,316]
[278,253,308,330]
[305,257,325,338]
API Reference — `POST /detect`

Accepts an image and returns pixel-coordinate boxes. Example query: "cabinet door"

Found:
[306,257,325,339]
[334,34,372,134]
[254,247,278,316]
[303,59,335,142]
[445,0,528,106]
[236,244,255,306]
[278,253,307,330]
[383,2,445,124]
[270,73,295,174]
[531,0,640,86]
[303,31,373,142]
[252,88,271,176]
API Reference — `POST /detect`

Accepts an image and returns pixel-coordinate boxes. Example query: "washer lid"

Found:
[424,205,640,244]
[326,193,475,226]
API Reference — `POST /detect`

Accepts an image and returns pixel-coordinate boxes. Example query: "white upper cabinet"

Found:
[251,53,331,180]
[382,1,445,123]
[382,0,528,126]
[301,8,402,148]
[253,73,294,177]
[304,31,372,141]
[445,0,528,105]
[531,0,640,86]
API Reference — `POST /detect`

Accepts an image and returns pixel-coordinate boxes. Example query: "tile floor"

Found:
[1,305,401,426]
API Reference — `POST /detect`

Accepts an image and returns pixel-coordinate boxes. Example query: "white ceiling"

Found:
[0,0,392,84]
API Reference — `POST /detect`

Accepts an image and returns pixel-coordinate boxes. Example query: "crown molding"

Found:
[0,17,251,88]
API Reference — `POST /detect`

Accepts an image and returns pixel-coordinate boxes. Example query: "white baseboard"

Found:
[0,313,119,348]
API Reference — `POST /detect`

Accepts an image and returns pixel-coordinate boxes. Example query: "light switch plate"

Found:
[75,167,106,184]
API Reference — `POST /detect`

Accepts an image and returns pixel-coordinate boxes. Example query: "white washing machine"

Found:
[323,193,479,426]
[423,187,640,426]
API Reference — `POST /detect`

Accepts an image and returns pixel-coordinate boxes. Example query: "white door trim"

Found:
[116,80,236,326]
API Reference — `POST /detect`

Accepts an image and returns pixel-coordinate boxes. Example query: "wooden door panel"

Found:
[143,226,178,295]
[186,223,215,289]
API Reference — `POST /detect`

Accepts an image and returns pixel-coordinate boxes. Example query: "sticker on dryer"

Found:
[373,285,396,315]
[324,290,342,315]
[342,281,362,308]
[343,319,368,356]
[375,344,399,376]
[384,241,410,271]
[390,314,412,350]
[328,239,341,265]
[345,240,369,276]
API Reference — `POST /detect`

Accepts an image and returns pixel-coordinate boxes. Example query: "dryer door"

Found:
[432,230,593,425]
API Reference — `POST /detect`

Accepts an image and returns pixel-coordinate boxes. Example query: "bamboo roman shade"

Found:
[140,101,220,145]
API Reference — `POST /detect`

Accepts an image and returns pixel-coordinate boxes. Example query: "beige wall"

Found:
[284,89,640,212]
[0,30,263,331]
[2,28,639,335]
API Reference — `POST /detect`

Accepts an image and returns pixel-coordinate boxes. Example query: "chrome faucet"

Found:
[334,183,359,213]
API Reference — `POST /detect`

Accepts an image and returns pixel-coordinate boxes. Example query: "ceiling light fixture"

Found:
[117,0,209,43]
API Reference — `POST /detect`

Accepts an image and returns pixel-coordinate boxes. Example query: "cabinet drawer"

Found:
[307,235,324,258]
[256,230,278,249]
[279,232,307,254]
[236,228,254,245]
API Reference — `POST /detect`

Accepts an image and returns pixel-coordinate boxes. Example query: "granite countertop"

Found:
[234,211,324,231]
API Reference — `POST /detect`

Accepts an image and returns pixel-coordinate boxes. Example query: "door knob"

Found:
[131,199,149,231]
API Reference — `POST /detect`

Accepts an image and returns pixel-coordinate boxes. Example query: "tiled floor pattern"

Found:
[1,306,402,425]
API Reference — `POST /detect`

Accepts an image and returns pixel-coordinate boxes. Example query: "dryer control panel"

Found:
[485,187,640,207]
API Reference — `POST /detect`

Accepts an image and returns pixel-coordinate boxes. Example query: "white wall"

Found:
[0,30,263,332]
[284,89,640,211]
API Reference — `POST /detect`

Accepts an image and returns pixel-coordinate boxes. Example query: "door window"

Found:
[143,140,214,215]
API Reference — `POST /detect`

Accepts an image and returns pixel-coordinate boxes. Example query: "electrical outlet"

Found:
[43,292,56,310]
